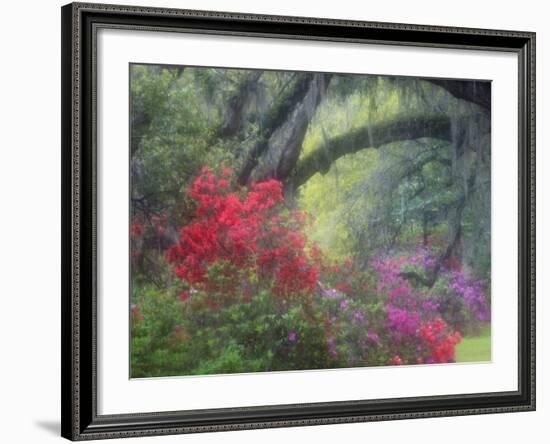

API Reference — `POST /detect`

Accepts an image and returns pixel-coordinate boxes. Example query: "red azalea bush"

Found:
[419,317,462,363]
[167,167,320,300]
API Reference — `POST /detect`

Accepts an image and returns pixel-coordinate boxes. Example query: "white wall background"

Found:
[0,0,545,443]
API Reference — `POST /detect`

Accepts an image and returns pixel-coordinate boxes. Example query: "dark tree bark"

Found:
[238,73,328,185]
[426,79,491,113]
[131,115,152,158]
[219,71,263,138]
[276,74,332,181]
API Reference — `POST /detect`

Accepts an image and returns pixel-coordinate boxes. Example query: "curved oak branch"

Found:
[293,114,453,188]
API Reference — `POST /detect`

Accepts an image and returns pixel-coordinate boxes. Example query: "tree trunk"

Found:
[219,71,263,138]
[237,73,326,185]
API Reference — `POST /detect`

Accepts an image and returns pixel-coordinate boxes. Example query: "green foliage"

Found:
[129,64,492,376]
[130,287,188,377]
[131,281,330,377]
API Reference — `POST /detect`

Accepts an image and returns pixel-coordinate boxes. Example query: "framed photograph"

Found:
[61,2,535,440]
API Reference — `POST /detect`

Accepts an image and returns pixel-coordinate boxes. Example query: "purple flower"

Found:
[340,299,349,310]
[353,310,365,322]
[323,288,340,298]
[424,255,436,269]
[449,270,490,321]
[288,331,297,342]
[422,300,440,313]
[386,305,419,337]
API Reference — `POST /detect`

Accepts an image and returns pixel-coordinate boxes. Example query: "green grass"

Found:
[455,324,491,363]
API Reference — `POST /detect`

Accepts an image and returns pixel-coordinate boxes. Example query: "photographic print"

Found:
[129,64,491,378]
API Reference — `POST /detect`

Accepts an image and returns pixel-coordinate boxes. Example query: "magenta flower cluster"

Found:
[309,245,489,366]
[386,305,420,337]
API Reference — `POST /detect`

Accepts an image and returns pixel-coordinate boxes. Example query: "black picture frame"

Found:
[61,2,536,440]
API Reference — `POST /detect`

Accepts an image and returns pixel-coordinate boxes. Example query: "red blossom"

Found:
[178,290,191,302]
[167,167,320,299]
[130,223,143,238]
[391,355,404,365]
[419,317,462,363]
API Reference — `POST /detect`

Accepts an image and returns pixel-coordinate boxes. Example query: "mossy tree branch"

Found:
[292,114,453,189]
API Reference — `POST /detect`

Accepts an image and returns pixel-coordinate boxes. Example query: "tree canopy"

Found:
[130,65,490,286]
